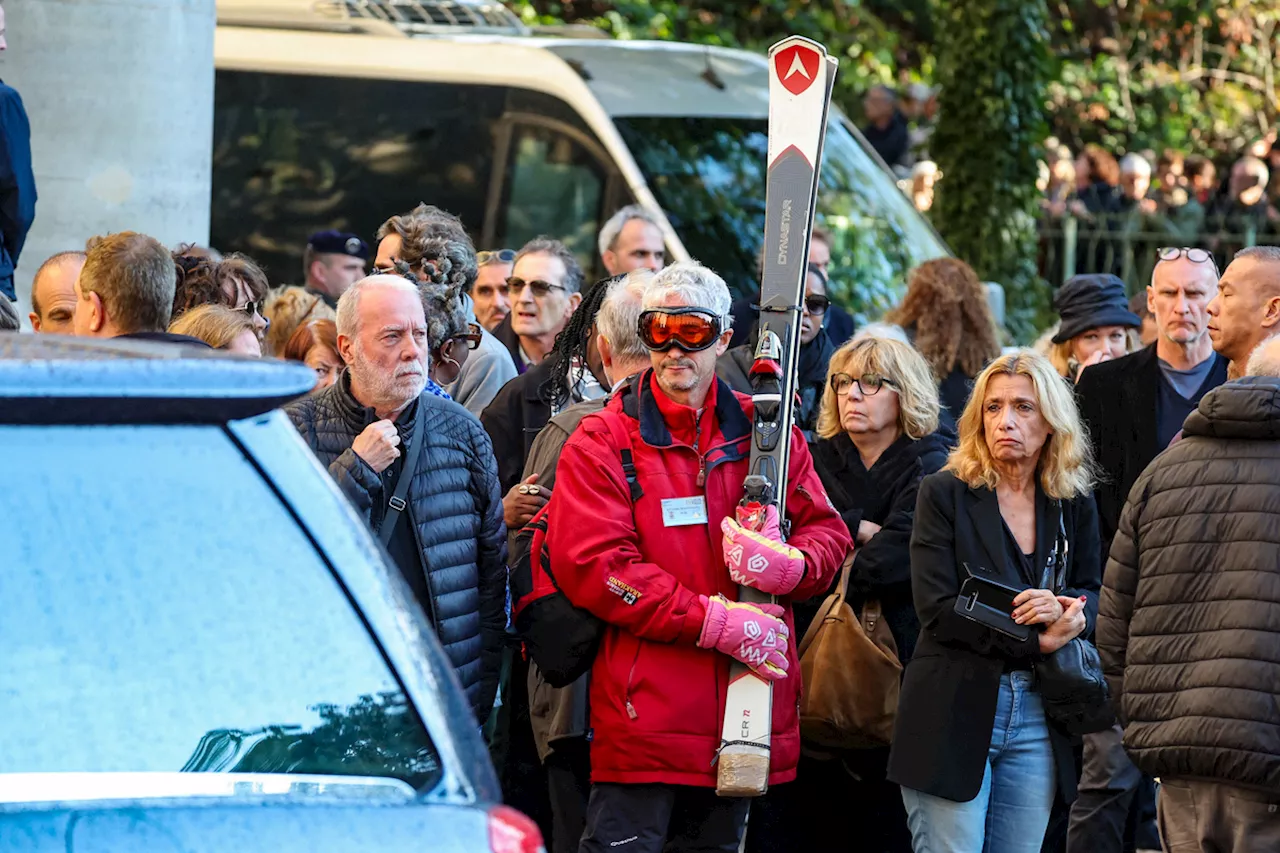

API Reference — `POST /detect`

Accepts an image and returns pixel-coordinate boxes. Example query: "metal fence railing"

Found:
[1038,214,1269,295]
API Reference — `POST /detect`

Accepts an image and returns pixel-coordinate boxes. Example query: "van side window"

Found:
[496,122,608,273]
[212,71,508,282]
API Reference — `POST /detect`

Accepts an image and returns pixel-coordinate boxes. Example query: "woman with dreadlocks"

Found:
[388,234,477,398]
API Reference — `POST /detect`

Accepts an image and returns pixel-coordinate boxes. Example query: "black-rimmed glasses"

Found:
[830,372,899,396]
[1157,247,1218,273]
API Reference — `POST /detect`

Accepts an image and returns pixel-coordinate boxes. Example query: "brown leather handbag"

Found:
[798,551,903,751]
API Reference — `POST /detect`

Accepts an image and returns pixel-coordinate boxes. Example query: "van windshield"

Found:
[614,116,948,320]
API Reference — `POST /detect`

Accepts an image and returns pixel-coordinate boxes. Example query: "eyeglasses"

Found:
[239,299,265,319]
[477,249,516,266]
[804,294,831,315]
[638,308,724,353]
[830,372,899,397]
[1157,247,1219,273]
[507,276,566,298]
[451,322,482,351]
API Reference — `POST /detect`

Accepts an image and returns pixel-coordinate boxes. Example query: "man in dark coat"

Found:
[1070,249,1226,853]
[719,263,834,441]
[861,85,910,172]
[0,23,36,304]
[1099,347,1280,851]
[286,274,506,720]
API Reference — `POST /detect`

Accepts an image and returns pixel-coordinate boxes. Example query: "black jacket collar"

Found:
[332,369,418,436]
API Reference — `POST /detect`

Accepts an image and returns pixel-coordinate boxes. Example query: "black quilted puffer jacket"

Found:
[286,373,507,720]
[1099,376,1280,791]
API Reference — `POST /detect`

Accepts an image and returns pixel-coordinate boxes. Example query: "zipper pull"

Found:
[625,701,639,720]
[696,458,706,488]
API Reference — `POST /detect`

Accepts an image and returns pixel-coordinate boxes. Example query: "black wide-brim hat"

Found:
[1052,273,1142,343]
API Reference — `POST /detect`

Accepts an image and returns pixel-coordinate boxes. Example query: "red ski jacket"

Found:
[545,370,851,787]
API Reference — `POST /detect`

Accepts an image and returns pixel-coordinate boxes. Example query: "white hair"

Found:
[643,261,733,329]
[596,269,653,364]
[597,204,664,258]
[1120,153,1152,177]
[335,274,422,338]
[1246,334,1280,377]
[852,322,911,346]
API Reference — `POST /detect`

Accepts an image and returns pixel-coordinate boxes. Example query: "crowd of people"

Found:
[5,190,1280,853]
[1038,136,1280,245]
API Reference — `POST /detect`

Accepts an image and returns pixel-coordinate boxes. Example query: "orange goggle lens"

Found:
[638,310,722,352]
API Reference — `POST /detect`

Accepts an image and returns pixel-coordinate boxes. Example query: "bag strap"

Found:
[860,598,883,636]
[378,408,426,547]
[798,550,854,657]
[599,410,643,501]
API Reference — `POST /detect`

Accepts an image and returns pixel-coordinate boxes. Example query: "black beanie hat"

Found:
[1052,274,1142,343]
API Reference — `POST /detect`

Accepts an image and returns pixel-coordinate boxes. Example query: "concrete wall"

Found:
[5,0,214,318]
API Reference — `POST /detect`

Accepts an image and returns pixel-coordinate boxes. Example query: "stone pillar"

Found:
[4,0,214,316]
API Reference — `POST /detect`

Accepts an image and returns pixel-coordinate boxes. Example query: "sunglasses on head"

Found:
[1157,247,1219,273]
[830,371,898,396]
[507,276,566,298]
[477,249,516,266]
[449,322,483,352]
[638,308,724,353]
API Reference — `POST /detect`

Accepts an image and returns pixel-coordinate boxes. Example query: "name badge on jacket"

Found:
[661,496,708,527]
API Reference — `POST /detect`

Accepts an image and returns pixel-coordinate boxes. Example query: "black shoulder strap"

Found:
[379,408,427,547]
[600,410,643,501]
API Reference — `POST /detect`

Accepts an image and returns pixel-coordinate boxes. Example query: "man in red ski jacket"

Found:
[545,261,851,853]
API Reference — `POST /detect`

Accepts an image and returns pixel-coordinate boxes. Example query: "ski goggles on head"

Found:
[638,307,725,353]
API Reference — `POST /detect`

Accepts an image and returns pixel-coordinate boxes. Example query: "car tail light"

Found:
[487,805,545,853]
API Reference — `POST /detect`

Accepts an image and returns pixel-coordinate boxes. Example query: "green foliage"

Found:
[931,0,1052,343]
[1046,1,1280,158]
[505,1,934,136]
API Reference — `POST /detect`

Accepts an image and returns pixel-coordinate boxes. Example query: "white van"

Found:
[212,0,948,311]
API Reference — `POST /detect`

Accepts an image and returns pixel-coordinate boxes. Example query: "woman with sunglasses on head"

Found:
[171,250,272,340]
[1044,273,1143,384]
[717,263,834,440]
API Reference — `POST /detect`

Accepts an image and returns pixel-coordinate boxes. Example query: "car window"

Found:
[0,424,442,791]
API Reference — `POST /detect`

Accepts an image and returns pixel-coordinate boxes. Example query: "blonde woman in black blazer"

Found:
[888,350,1102,853]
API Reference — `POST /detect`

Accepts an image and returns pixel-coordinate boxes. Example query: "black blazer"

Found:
[887,470,1102,803]
[1075,345,1227,553]
[480,356,556,496]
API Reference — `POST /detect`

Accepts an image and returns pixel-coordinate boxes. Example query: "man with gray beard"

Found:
[286,274,507,720]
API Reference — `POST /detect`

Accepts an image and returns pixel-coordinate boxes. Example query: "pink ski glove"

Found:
[696,594,790,681]
[721,505,805,596]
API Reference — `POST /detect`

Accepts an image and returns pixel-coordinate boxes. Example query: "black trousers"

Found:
[745,750,911,853]
[500,655,554,844]
[546,737,592,853]
[1067,724,1159,853]
[578,783,750,853]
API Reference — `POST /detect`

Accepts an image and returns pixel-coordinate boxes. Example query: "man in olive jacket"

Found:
[1099,342,1280,851]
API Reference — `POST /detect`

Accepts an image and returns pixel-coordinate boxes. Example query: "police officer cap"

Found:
[308,230,369,260]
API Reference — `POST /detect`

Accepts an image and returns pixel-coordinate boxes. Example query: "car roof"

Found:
[214,26,773,119]
[0,335,316,425]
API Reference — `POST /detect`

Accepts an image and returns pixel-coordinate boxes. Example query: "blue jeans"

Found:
[901,672,1057,853]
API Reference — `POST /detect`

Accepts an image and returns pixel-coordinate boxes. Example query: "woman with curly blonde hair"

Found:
[889,350,1102,852]
[263,286,335,358]
[886,257,1001,420]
